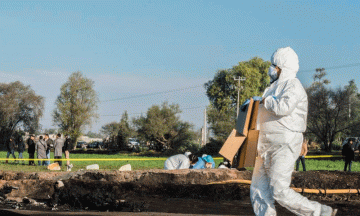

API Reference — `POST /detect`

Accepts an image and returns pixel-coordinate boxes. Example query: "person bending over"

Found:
[164,153,198,170]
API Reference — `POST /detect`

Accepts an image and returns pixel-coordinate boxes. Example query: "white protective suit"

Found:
[164,154,190,170]
[250,47,325,216]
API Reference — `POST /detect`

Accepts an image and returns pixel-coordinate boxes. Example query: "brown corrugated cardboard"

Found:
[237,130,259,168]
[235,98,254,136]
[249,100,260,130]
[219,129,246,164]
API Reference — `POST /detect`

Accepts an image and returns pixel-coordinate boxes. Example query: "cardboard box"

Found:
[219,129,246,164]
[237,130,259,168]
[47,162,61,171]
[236,98,254,136]
[219,99,261,168]
[249,100,260,130]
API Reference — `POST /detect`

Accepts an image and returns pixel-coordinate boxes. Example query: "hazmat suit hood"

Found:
[184,151,192,157]
[271,47,299,82]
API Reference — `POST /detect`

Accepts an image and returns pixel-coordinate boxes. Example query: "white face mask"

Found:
[268,65,278,83]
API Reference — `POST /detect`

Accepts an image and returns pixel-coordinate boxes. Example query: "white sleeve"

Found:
[264,81,303,116]
[178,159,190,169]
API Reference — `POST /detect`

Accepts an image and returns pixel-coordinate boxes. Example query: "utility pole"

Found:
[204,108,207,146]
[349,97,351,119]
[202,108,207,146]
[234,76,246,116]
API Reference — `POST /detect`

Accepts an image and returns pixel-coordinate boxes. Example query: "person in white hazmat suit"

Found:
[250,47,337,216]
[164,153,198,170]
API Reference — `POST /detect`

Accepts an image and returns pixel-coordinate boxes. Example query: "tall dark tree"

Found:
[0,81,44,146]
[53,71,99,145]
[306,69,360,152]
[205,57,270,143]
[117,111,135,150]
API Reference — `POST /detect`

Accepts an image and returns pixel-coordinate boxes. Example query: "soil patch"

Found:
[0,169,360,215]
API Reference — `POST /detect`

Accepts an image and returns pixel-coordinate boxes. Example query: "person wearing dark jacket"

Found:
[63,135,74,171]
[6,137,17,163]
[342,138,355,172]
[27,135,36,166]
[44,134,53,166]
[17,136,26,165]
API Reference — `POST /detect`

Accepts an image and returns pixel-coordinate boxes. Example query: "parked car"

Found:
[88,141,103,148]
[76,141,87,149]
[127,138,140,150]
[87,142,97,148]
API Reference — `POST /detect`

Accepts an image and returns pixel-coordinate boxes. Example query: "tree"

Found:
[101,122,121,137]
[85,131,103,138]
[205,57,270,143]
[100,111,136,150]
[133,102,195,151]
[0,81,44,145]
[117,111,135,150]
[345,80,360,136]
[306,69,360,152]
[44,128,58,134]
[53,71,99,145]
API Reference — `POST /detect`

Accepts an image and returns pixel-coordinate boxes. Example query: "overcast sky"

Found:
[1,0,359,133]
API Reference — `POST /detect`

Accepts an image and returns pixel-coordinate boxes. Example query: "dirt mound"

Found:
[0,169,360,215]
[291,170,360,189]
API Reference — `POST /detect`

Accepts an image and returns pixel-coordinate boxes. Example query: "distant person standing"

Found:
[17,136,26,165]
[36,136,47,166]
[296,139,308,171]
[5,137,16,164]
[27,135,36,166]
[342,138,355,172]
[53,134,65,166]
[63,135,74,171]
[44,134,53,166]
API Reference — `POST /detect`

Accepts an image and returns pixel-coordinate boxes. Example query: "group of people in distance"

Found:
[5,136,26,164]
[6,133,74,171]
[164,152,216,170]
[295,138,358,173]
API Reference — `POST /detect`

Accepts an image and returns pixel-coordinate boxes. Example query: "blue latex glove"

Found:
[202,155,215,168]
[252,96,263,101]
[191,157,206,169]
[240,99,250,112]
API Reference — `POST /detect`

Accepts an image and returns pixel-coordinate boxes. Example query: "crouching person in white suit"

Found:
[164,153,198,170]
[250,47,337,216]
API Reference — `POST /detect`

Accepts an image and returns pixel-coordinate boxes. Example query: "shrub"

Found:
[197,138,222,156]
[332,140,343,150]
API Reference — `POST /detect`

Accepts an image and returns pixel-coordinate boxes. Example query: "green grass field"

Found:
[304,159,360,172]
[0,151,359,172]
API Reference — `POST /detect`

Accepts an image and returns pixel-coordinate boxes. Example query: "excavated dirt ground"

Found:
[0,169,359,215]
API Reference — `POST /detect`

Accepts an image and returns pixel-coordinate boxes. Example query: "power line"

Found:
[99,63,360,103]
[100,106,206,117]
[101,112,143,117]
[182,106,206,110]
[100,84,203,103]
[299,63,360,73]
